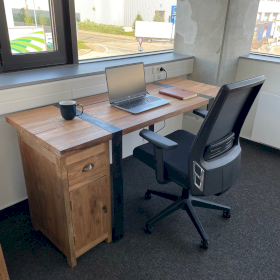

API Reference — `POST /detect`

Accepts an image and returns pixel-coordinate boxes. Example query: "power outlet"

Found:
[152,66,160,74]
[154,73,162,81]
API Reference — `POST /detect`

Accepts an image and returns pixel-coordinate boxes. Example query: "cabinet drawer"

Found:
[67,151,106,191]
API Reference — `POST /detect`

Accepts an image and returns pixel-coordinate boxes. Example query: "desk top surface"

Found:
[6,78,220,157]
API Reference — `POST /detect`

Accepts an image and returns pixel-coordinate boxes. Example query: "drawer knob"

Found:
[82,163,94,172]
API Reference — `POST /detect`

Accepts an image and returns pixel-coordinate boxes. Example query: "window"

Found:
[7,0,55,54]
[0,0,73,72]
[74,1,177,61]
[0,0,177,72]
[251,0,280,56]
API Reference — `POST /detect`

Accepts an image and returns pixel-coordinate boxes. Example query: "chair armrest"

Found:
[139,129,178,184]
[193,109,208,118]
[139,129,178,150]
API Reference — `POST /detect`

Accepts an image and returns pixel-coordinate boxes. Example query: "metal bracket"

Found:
[193,161,205,191]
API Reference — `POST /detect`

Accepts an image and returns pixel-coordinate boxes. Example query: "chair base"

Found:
[144,189,231,249]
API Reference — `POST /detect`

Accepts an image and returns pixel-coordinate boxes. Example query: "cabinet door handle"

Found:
[82,163,94,172]
[102,205,107,213]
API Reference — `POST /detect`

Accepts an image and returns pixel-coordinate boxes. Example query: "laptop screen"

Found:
[106,63,146,103]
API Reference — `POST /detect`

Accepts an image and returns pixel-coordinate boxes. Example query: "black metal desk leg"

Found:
[207,97,214,110]
[149,124,154,132]
[197,94,215,110]
[112,130,124,242]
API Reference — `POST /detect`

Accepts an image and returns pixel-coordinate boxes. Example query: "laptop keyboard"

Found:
[117,96,161,110]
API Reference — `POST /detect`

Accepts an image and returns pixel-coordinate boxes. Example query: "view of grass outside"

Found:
[77,40,90,50]
[251,0,280,56]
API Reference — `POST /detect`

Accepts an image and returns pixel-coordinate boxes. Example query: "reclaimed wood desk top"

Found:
[6,78,220,158]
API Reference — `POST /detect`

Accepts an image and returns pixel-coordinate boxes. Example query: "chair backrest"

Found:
[189,76,265,196]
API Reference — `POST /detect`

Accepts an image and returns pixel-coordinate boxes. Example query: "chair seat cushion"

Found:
[133,130,196,186]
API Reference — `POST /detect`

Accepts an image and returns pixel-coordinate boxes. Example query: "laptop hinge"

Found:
[112,93,147,105]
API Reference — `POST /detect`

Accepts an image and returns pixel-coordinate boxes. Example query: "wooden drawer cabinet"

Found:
[17,132,112,268]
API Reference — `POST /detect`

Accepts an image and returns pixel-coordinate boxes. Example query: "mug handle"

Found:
[76,104,84,116]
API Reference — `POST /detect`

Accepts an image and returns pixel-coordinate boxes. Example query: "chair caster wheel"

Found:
[200,240,208,250]
[144,192,151,200]
[144,225,153,234]
[223,210,231,218]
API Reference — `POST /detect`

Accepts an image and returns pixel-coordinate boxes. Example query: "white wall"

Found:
[236,57,280,148]
[0,114,26,209]
[0,59,193,210]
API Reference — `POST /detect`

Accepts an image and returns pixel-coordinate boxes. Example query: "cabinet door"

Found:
[70,176,109,255]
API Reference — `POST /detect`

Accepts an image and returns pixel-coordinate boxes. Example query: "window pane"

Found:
[3,0,56,54]
[251,0,280,56]
[74,1,177,61]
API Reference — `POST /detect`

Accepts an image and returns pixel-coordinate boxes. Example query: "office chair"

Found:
[133,76,265,249]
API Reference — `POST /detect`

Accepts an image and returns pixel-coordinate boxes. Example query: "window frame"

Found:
[0,0,78,73]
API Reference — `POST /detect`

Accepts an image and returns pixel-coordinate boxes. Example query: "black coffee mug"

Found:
[59,100,84,120]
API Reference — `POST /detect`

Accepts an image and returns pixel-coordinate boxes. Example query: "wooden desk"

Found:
[0,245,9,280]
[6,78,219,267]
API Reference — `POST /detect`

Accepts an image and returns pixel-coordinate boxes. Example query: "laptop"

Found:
[105,63,170,114]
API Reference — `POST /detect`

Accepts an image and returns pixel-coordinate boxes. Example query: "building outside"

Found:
[257,0,280,21]
[74,0,177,28]
[5,0,177,28]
